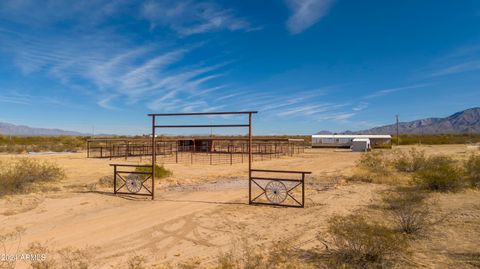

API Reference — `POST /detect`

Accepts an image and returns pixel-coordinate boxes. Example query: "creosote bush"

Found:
[382,188,431,234]
[393,148,427,173]
[135,164,172,179]
[464,154,480,187]
[413,156,464,192]
[0,158,65,196]
[357,151,390,175]
[321,214,408,268]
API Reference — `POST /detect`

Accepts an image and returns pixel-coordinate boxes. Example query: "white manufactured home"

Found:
[311,134,392,148]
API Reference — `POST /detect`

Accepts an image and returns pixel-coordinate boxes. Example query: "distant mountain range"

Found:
[0,122,89,136]
[318,107,480,135]
[2,107,479,136]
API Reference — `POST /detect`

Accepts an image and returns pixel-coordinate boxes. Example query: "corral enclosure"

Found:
[87,137,305,164]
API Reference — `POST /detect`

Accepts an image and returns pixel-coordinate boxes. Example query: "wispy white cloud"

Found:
[141,0,254,36]
[285,0,335,34]
[429,60,480,77]
[353,102,368,111]
[419,44,480,78]
[317,112,355,121]
[364,84,430,99]
[0,92,81,108]
[0,95,31,105]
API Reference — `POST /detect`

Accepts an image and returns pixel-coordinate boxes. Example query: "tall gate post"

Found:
[151,115,156,200]
[248,112,252,204]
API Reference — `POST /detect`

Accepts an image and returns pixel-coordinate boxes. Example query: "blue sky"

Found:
[0,0,479,135]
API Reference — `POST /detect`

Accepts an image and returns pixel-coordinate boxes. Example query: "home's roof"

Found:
[352,138,371,142]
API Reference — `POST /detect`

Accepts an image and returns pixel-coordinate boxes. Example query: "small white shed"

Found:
[351,138,371,152]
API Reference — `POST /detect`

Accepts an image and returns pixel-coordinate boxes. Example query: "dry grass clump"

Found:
[0,226,26,269]
[96,175,114,188]
[464,154,480,187]
[382,188,431,235]
[57,247,90,269]
[0,158,65,196]
[320,214,408,268]
[22,243,95,269]
[127,254,147,269]
[413,156,464,192]
[27,242,57,269]
[214,237,313,269]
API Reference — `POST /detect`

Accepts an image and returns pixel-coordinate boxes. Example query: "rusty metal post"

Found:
[302,172,305,208]
[191,140,194,164]
[151,115,156,200]
[125,141,129,160]
[241,144,244,163]
[87,140,90,158]
[248,112,252,204]
[113,165,117,194]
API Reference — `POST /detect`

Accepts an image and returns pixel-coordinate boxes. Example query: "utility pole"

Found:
[395,115,399,146]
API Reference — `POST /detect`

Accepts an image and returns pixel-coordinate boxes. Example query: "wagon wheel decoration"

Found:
[125,174,143,193]
[265,180,288,204]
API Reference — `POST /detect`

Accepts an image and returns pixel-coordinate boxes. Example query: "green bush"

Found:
[413,156,464,192]
[464,154,480,187]
[383,189,430,234]
[322,214,407,268]
[357,151,390,175]
[393,148,427,172]
[135,164,172,179]
[0,158,65,196]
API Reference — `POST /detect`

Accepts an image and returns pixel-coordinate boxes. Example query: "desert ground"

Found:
[0,145,479,268]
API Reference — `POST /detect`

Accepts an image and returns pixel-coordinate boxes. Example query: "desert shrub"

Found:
[96,175,114,187]
[0,158,65,196]
[393,148,427,172]
[357,151,389,175]
[349,151,395,184]
[383,189,430,234]
[214,237,313,269]
[0,226,26,269]
[127,254,146,269]
[178,257,202,269]
[57,247,90,269]
[321,214,407,268]
[135,164,172,179]
[464,154,480,187]
[26,242,57,269]
[413,156,464,192]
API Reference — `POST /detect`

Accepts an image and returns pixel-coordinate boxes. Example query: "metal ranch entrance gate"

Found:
[110,111,310,207]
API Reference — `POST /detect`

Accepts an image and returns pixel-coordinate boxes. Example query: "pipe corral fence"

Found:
[88,137,305,165]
